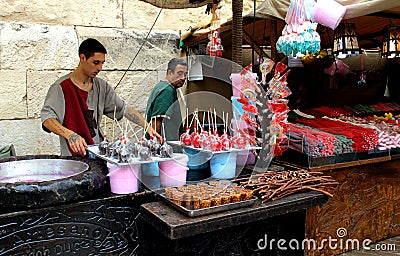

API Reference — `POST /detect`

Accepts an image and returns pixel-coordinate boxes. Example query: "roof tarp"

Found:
[252,0,400,20]
[139,0,212,9]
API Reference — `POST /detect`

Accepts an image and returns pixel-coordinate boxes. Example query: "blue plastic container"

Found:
[210,152,238,179]
[183,147,212,170]
[141,162,159,176]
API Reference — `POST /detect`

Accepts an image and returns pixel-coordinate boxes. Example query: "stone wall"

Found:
[0,0,211,156]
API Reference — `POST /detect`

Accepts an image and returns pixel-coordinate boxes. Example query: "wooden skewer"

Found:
[113,106,116,141]
[127,121,140,142]
[202,111,205,132]
[162,122,166,142]
[103,115,107,139]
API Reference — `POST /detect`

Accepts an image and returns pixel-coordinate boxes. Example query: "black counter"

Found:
[138,191,328,255]
[140,191,327,240]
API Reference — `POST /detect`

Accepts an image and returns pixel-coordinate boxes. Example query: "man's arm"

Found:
[42,118,87,156]
[124,105,162,142]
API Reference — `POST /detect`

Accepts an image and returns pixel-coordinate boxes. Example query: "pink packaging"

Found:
[230,73,258,97]
[159,154,189,188]
[312,0,346,30]
[108,163,139,194]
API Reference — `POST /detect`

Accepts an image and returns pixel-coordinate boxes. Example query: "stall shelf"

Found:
[275,155,400,255]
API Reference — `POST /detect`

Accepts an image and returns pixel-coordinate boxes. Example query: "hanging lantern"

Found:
[333,22,361,59]
[382,26,400,58]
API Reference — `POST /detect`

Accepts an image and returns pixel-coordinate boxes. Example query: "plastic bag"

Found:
[0,144,16,158]
[278,0,319,57]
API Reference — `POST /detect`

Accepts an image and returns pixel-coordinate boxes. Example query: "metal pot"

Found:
[0,155,108,211]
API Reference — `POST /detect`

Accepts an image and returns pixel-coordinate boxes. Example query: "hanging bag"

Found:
[0,144,16,158]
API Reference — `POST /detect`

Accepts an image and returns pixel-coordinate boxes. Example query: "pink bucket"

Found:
[107,163,139,194]
[236,151,257,166]
[312,0,346,30]
[159,154,189,188]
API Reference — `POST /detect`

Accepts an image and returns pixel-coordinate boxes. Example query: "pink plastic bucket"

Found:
[236,150,256,166]
[312,0,346,30]
[236,151,249,166]
[159,154,189,188]
[107,163,139,194]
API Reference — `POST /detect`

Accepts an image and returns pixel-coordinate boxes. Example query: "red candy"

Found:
[180,133,192,146]
[221,137,232,150]
[191,134,202,148]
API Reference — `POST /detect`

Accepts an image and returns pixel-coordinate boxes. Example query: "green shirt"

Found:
[145,80,182,141]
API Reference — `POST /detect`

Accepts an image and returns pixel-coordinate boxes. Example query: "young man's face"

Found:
[167,64,188,88]
[81,52,106,78]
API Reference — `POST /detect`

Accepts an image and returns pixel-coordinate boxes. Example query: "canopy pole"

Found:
[269,19,278,62]
[232,0,243,72]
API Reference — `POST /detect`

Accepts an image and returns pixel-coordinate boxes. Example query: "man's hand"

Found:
[68,132,87,156]
[148,127,163,143]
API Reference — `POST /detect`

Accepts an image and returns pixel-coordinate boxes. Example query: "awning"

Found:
[139,0,212,9]
[253,0,400,20]
[181,0,400,50]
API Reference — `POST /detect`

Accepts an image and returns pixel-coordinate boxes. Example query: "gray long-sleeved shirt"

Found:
[41,74,126,156]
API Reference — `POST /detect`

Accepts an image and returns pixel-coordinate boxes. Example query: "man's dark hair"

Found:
[79,38,107,59]
[167,58,187,74]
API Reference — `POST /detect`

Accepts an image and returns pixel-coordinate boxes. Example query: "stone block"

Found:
[0,119,60,156]
[0,70,27,119]
[0,23,78,70]
[0,0,122,28]
[27,70,70,118]
[76,26,179,70]
[98,70,159,114]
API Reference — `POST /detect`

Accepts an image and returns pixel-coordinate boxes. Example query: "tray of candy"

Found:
[87,145,176,166]
[160,193,257,217]
[167,141,261,154]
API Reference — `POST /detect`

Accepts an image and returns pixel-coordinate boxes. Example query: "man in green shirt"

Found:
[145,58,188,141]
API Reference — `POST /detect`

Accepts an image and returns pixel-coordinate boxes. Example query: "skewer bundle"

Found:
[234,169,338,203]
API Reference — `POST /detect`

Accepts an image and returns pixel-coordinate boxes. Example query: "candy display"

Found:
[302,102,400,118]
[285,101,400,157]
[287,123,354,157]
[264,62,292,156]
[94,116,173,164]
[178,108,258,152]
[296,117,378,152]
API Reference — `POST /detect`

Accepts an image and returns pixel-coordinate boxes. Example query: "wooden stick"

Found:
[162,122,166,142]
[113,106,116,141]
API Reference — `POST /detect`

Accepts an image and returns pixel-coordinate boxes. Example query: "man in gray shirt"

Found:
[41,38,160,156]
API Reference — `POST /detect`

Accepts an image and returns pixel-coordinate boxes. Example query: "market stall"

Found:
[178,1,400,255]
[2,1,400,255]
